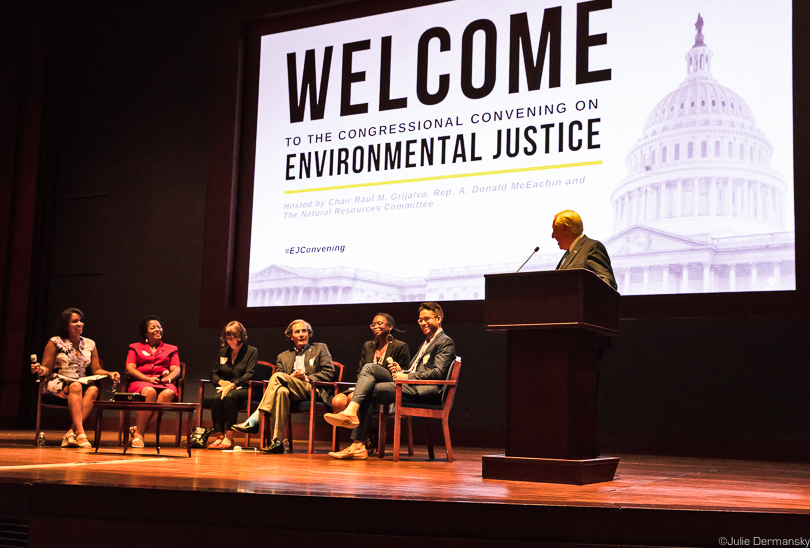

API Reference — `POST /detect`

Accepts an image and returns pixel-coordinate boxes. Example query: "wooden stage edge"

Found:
[0,430,807,548]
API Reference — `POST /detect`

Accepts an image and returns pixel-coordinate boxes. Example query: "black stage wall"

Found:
[2,0,808,461]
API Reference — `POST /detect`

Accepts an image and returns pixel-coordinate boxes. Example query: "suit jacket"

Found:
[358,338,410,377]
[556,234,617,290]
[406,330,456,401]
[276,342,334,403]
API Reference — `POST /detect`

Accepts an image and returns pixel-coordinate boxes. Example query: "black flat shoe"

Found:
[232,421,259,434]
[260,440,284,454]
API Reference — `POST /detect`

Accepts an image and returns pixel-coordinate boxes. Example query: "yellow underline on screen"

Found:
[284,160,602,194]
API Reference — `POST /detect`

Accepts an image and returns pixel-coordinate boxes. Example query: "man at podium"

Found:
[552,210,617,290]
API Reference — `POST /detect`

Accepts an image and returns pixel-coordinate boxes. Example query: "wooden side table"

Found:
[93,401,198,457]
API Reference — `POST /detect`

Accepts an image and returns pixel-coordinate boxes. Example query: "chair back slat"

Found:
[254,360,275,382]
[333,361,344,382]
[440,356,461,406]
[176,362,186,401]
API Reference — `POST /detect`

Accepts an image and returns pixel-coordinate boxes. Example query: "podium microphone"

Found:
[516,247,540,273]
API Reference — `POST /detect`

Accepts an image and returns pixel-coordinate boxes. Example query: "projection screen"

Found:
[244,0,794,308]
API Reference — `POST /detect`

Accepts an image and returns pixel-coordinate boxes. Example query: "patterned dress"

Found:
[45,336,95,398]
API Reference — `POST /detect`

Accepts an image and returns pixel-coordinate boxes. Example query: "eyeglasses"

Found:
[417,316,437,324]
[370,322,389,328]
[224,336,238,341]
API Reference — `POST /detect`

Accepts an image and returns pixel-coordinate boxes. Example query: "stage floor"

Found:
[0,430,808,547]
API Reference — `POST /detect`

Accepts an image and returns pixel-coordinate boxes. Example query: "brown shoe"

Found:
[328,445,368,460]
[324,412,360,429]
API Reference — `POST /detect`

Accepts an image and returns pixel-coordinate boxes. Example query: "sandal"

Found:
[128,426,145,448]
[75,433,92,448]
[61,432,78,448]
[207,436,224,449]
[219,437,233,450]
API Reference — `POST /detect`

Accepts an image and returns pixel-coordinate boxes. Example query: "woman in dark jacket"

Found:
[330,313,410,414]
[205,321,257,449]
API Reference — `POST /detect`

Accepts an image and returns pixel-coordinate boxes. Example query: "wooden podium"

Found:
[482,269,620,485]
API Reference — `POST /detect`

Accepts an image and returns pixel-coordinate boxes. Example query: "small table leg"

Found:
[183,413,192,457]
[123,412,131,454]
[94,408,103,452]
[155,412,163,455]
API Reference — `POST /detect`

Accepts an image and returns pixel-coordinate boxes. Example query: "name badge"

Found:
[220,357,228,364]
[142,351,150,357]
[423,355,429,364]
[309,358,315,366]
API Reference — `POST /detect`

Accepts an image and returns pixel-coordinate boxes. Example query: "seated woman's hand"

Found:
[216,382,236,399]
[30,362,44,376]
[387,361,401,375]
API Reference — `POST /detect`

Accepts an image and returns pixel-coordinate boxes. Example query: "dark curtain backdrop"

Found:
[0,1,49,427]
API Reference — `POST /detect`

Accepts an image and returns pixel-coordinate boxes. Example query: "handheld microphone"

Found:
[516,246,540,273]
[30,354,38,363]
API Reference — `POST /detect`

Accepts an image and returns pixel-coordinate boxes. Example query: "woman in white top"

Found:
[31,308,119,448]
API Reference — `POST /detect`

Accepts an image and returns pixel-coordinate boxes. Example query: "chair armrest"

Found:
[312,380,355,389]
[394,379,456,385]
[322,381,357,389]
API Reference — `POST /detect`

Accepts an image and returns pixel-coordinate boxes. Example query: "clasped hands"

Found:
[216,381,236,399]
[291,369,308,382]
[146,373,171,385]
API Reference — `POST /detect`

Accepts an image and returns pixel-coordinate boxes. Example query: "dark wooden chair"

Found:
[329,357,462,461]
[296,361,345,453]
[198,360,274,447]
[117,362,187,446]
[34,374,104,446]
[389,356,462,462]
[259,361,345,452]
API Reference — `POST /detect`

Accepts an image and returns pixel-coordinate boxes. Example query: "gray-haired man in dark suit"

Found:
[232,319,334,453]
[552,209,617,289]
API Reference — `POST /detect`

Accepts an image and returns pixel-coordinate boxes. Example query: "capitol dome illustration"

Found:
[606,14,795,295]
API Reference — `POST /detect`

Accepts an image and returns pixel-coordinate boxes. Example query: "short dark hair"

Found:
[285,319,313,340]
[55,308,84,339]
[418,302,443,321]
[220,321,248,346]
[139,315,162,339]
